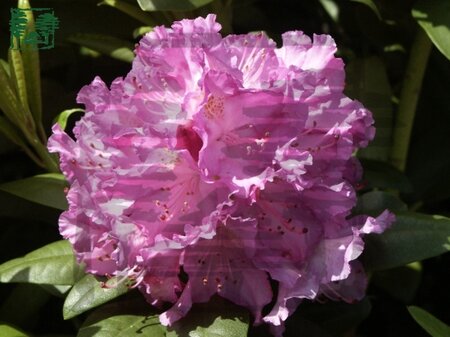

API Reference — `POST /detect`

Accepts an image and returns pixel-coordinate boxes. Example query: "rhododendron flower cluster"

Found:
[48,14,394,335]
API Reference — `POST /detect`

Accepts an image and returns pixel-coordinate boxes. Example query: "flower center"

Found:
[175,121,203,162]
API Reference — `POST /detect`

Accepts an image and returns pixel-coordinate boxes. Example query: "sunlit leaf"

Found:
[64,274,129,320]
[18,0,43,124]
[0,323,29,337]
[99,0,156,25]
[408,306,450,337]
[54,108,84,131]
[362,212,450,271]
[68,34,135,63]
[413,0,450,61]
[0,241,84,285]
[167,297,250,337]
[136,0,214,12]
[0,173,68,210]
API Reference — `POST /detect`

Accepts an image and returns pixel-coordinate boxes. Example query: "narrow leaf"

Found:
[8,43,29,113]
[0,58,24,126]
[0,323,29,337]
[137,0,214,12]
[0,115,27,148]
[408,306,450,337]
[413,0,450,61]
[54,108,84,130]
[99,0,156,25]
[0,173,68,210]
[64,274,129,320]
[0,241,85,285]
[362,212,450,271]
[18,0,43,125]
[346,57,393,162]
[68,34,135,63]
[349,0,382,20]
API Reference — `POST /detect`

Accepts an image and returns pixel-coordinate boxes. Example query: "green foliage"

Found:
[0,240,84,285]
[64,275,130,320]
[362,212,450,271]
[136,0,215,12]
[0,323,29,337]
[408,306,450,337]
[68,34,135,63]
[413,0,450,61]
[0,173,68,210]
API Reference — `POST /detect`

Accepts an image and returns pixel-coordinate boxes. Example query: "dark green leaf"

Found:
[68,34,135,63]
[77,297,166,337]
[0,283,50,330]
[361,159,413,193]
[354,191,407,217]
[408,306,450,337]
[295,298,371,335]
[64,274,129,320]
[167,297,249,337]
[349,0,382,20]
[136,0,214,12]
[362,212,450,271]
[413,0,450,61]
[372,262,422,303]
[346,56,393,162]
[0,241,85,285]
[99,0,156,25]
[0,173,68,210]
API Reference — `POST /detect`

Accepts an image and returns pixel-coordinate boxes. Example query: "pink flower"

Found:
[48,14,394,335]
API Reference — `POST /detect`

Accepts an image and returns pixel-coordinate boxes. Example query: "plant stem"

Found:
[389,28,432,172]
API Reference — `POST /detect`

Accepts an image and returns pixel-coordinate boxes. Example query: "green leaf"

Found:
[413,0,450,61]
[0,323,29,337]
[68,34,135,63]
[408,306,450,337]
[349,0,382,20]
[133,26,153,38]
[0,241,85,285]
[8,46,29,111]
[18,0,43,126]
[372,262,422,303]
[362,212,450,271]
[136,0,214,12]
[346,56,393,162]
[99,0,156,25]
[64,274,129,320]
[54,108,84,131]
[167,297,249,337]
[295,298,371,335]
[0,115,28,148]
[0,173,68,210]
[0,57,25,127]
[78,298,167,337]
[354,191,407,217]
[361,159,413,193]
[0,284,51,330]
